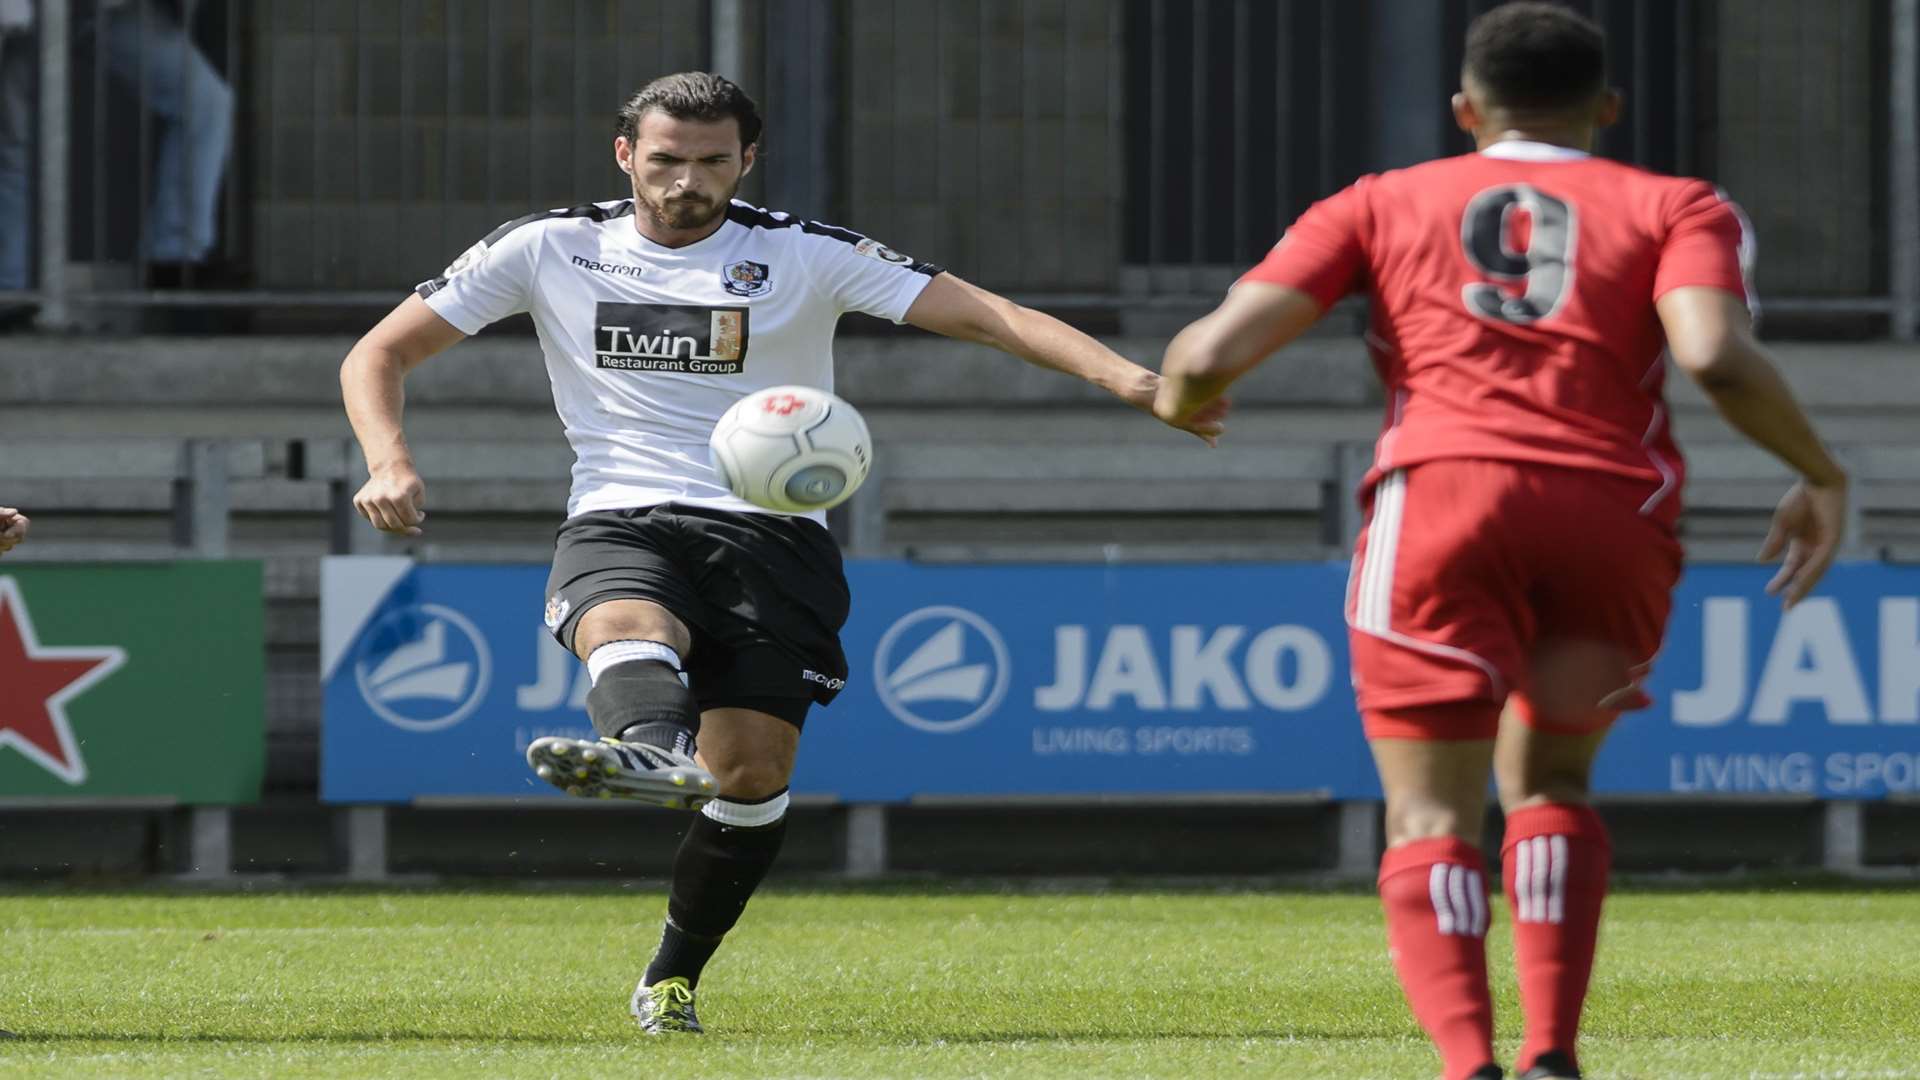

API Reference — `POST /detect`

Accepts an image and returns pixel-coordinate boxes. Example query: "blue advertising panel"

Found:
[321,558,579,803]
[798,561,1371,800]
[1600,563,1920,798]
[319,558,1371,802]
[321,557,1920,803]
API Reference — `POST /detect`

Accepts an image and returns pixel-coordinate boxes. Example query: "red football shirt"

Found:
[1242,141,1753,523]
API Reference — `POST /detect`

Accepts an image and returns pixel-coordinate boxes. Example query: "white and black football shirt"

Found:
[417,199,941,520]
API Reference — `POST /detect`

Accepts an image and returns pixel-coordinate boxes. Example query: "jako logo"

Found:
[353,604,493,732]
[1674,596,1920,725]
[873,606,1010,733]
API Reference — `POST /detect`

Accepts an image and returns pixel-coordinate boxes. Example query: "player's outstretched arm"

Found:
[340,294,467,536]
[902,273,1226,445]
[1154,281,1325,428]
[1658,285,1849,607]
[0,507,28,555]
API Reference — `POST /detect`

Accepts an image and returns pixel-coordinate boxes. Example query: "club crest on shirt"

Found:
[721,259,772,297]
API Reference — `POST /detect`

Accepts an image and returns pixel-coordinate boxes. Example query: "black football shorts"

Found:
[543,503,852,727]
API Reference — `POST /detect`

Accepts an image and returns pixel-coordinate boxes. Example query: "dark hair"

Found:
[1463,2,1606,112]
[616,72,763,148]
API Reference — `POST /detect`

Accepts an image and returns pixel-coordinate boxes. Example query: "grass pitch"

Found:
[1,884,1915,1079]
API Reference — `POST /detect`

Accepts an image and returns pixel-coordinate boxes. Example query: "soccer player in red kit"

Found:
[1155,5,1848,1079]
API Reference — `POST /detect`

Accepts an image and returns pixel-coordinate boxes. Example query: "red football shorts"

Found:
[1347,459,1683,741]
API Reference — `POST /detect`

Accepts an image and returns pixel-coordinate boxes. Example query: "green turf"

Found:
[2,885,1916,1079]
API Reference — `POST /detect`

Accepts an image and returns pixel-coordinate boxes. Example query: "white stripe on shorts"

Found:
[1356,470,1407,632]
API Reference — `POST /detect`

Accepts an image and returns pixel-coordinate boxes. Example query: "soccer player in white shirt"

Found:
[341,72,1224,1033]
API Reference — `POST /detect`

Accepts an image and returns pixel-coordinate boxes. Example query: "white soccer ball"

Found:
[708,385,873,513]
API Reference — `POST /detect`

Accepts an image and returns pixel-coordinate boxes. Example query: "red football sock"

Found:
[1502,803,1612,1075]
[1379,836,1496,1080]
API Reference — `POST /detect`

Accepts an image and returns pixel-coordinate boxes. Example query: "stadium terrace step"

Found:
[0,438,267,479]
[882,480,1326,514]
[2,335,1915,409]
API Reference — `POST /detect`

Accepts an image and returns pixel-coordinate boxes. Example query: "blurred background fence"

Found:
[9,0,1919,332]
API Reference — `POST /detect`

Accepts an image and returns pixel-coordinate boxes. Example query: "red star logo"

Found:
[762,393,807,417]
[0,578,125,785]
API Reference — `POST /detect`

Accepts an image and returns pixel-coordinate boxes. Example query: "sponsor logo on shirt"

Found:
[418,239,490,295]
[593,302,750,374]
[443,239,490,277]
[853,237,913,266]
[571,254,646,278]
[721,259,772,297]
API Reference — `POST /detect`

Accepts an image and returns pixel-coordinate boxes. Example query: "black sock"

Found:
[585,658,695,751]
[644,919,724,989]
[620,721,694,756]
[643,803,789,988]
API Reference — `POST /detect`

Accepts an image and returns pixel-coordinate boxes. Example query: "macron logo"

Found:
[802,669,846,691]
[572,254,646,278]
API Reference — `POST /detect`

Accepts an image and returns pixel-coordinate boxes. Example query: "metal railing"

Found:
[10,0,1919,336]
[1121,0,1706,274]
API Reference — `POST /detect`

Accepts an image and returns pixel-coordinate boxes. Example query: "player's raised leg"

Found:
[526,598,717,807]
[1370,715,1503,1080]
[632,705,797,1033]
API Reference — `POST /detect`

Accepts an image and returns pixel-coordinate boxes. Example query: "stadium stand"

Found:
[1,328,1914,879]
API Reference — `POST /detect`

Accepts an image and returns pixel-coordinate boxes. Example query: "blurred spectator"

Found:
[0,0,234,312]
[98,0,235,282]
[0,507,28,555]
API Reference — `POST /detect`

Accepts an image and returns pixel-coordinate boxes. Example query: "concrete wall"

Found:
[1,331,1913,561]
[5,800,1909,878]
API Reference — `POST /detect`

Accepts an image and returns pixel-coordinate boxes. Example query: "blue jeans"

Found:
[0,1,233,289]
[100,0,235,263]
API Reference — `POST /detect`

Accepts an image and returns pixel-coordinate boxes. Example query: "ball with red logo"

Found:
[708,385,873,513]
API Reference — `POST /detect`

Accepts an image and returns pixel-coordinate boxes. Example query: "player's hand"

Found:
[1759,478,1848,609]
[1160,395,1230,447]
[353,465,427,537]
[1137,373,1228,447]
[0,508,29,555]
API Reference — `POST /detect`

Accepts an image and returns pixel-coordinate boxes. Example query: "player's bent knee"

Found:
[705,759,790,801]
[572,600,691,660]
